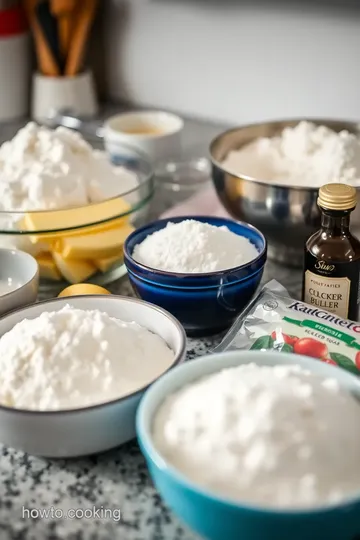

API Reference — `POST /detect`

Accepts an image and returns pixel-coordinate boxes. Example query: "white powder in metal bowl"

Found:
[222,121,360,187]
[132,219,259,273]
[153,363,360,508]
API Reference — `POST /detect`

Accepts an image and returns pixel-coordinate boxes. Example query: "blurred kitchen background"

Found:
[1,0,360,126]
[100,0,360,124]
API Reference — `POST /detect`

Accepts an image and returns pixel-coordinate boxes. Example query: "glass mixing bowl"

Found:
[0,141,154,293]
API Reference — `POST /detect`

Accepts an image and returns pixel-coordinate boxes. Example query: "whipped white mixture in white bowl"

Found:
[0,295,186,457]
[0,304,175,411]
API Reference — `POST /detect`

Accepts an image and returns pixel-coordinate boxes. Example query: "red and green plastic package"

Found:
[213,280,360,375]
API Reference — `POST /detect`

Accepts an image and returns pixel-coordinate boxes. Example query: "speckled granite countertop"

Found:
[0,111,302,540]
[0,267,301,540]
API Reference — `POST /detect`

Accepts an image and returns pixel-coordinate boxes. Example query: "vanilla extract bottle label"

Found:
[303,253,360,320]
[302,183,360,322]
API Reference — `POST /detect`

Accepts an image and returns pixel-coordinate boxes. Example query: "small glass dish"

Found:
[152,158,211,217]
[0,141,154,293]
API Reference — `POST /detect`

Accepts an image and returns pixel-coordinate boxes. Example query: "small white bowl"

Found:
[0,295,186,458]
[104,110,184,164]
[0,249,39,316]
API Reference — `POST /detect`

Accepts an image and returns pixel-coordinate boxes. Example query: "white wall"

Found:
[103,0,360,124]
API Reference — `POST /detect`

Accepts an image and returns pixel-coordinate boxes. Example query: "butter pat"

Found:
[58,284,111,297]
[36,253,61,281]
[22,197,131,232]
[29,235,55,250]
[59,225,134,260]
[53,253,96,284]
[94,254,123,272]
[27,216,128,245]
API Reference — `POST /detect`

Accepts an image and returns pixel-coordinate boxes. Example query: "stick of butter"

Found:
[27,216,129,245]
[52,253,96,284]
[58,224,134,260]
[94,254,123,273]
[27,236,54,251]
[36,253,62,281]
[22,197,131,232]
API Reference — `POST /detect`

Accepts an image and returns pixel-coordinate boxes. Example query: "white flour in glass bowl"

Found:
[0,122,138,252]
[0,122,137,213]
[222,121,360,188]
[153,363,360,509]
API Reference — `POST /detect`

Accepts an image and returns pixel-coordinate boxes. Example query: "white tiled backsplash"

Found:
[103,0,360,124]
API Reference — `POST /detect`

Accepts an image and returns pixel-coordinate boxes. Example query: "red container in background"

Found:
[0,3,30,122]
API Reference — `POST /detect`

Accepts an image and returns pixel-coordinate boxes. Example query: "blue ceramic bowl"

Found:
[124,216,267,336]
[137,350,360,540]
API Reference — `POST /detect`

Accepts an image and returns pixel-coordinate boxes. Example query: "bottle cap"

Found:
[318,183,358,211]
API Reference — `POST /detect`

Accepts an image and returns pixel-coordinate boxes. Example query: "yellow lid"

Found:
[58,284,111,298]
[318,183,357,211]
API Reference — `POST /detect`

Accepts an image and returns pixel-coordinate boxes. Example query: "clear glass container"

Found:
[0,140,154,293]
[151,158,212,218]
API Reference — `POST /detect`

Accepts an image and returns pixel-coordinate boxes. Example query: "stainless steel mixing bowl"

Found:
[210,118,360,267]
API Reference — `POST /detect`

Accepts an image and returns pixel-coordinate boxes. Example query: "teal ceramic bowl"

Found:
[136,351,360,540]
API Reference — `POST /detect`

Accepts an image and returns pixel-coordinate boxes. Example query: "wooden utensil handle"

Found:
[59,15,71,56]
[50,0,76,15]
[51,0,76,58]
[35,25,61,75]
[23,0,60,76]
[65,0,97,77]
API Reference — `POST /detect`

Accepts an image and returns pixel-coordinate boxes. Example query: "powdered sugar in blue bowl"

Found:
[124,216,267,336]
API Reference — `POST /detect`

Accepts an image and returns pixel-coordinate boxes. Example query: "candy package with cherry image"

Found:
[213,280,360,375]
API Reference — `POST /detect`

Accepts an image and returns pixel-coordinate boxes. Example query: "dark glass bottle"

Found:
[302,183,360,321]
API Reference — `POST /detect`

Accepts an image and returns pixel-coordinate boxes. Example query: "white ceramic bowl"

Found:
[0,249,38,315]
[0,295,186,458]
[104,110,184,164]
